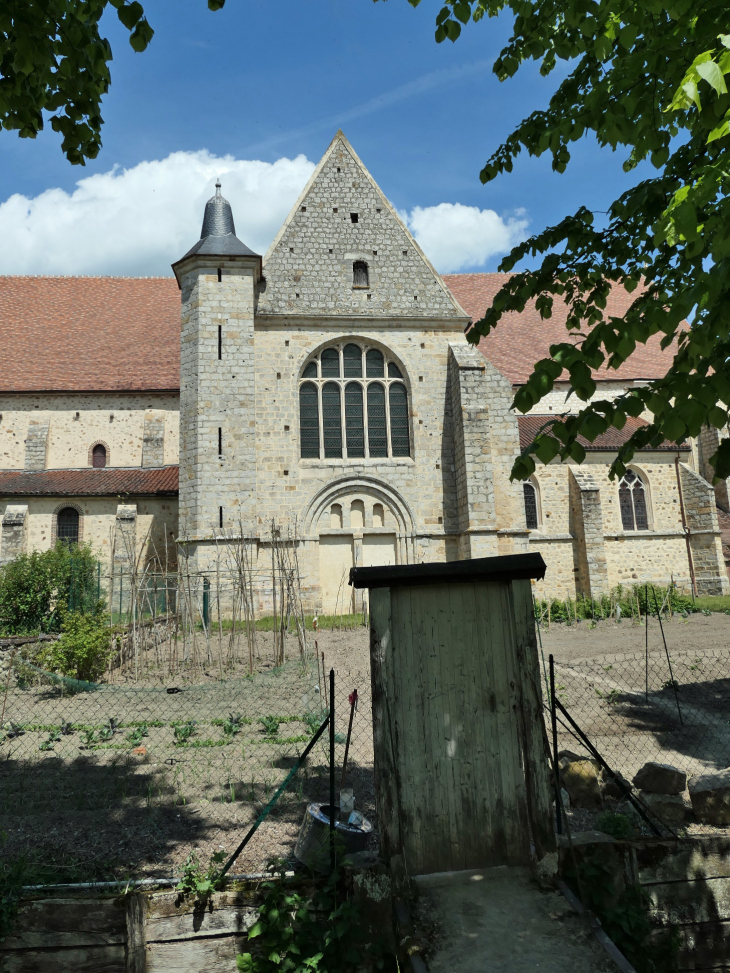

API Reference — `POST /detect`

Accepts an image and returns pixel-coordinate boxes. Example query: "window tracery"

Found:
[299,343,410,460]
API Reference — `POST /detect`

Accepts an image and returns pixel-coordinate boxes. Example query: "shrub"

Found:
[36,608,112,682]
[0,543,99,635]
[597,810,635,840]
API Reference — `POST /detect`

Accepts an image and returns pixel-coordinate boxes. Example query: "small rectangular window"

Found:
[219,506,223,528]
[218,325,222,360]
[218,427,222,457]
[217,268,222,282]
[350,213,358,223]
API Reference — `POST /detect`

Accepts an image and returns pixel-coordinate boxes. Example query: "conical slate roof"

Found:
[201,182,236,238]
[172,181,260,280]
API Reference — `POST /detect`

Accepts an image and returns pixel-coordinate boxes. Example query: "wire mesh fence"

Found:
[546,632,730,834]
[0,627,376,883]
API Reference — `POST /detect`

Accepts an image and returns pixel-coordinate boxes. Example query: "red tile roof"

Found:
[518,415,690,452]
[0,277,180,393]
[0,273,676,394]
[0,466,178,496]
[443,273,678,386]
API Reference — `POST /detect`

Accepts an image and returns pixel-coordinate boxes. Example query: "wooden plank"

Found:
[146,935,246,973]
[635,838,730,885]
[0,945,125,973]
[126,893,146,973]
[510,578,555,859]
[0,897,126,950]
[485,581,529,863]
[145,887,258,918]
[429,582,463,872]
[145,904,259,942]
[647,876,730,925]
[473,580,510,865]
[368,586,402,869]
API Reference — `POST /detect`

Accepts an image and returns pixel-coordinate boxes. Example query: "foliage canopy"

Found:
[0,0,225,165]
[404,0,730,481]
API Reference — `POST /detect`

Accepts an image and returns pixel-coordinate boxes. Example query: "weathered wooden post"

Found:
[350,552,554,877]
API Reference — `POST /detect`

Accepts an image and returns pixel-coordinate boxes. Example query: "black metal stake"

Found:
[645,583,649,702]
[549,654,562,834]
[329,668,335,875]
[220,712,331,880]
[652,587,683,725]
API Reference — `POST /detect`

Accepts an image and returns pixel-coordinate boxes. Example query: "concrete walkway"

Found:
[413,866,620,973]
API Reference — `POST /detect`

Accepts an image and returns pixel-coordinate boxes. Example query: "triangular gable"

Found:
[258,131,468,321]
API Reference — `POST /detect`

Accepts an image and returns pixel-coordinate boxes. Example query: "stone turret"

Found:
[172,182,261,566]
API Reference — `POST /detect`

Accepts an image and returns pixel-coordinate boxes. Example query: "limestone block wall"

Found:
[679,463,730,594]
[526,454,723,598]
[0,393,179,470]
[568,467,608,598]
[142,410,166,467]
[0,497,177,569]
[179,258,258,541]
[697,423,730,511]
[524,380,653,419]
[0,505,28,563]
[24,420,49,470]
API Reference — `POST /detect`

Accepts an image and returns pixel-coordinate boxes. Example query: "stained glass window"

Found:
[367,383,387,458]
[345,383,365,458]
[299,382,320,458]
[322,382,342,458]
[389,383,410,457]
[300,346,411,460]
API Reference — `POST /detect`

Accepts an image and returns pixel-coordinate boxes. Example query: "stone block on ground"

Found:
[632,761,687,795]
[638,790,685,827]
[600,767,632,801]
[689,769,730,826]
[560,758,602,808]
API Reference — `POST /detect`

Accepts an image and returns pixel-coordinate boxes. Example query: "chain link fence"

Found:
[0,626,376,883]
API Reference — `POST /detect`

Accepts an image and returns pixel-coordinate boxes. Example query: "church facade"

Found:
[0,131,728,608]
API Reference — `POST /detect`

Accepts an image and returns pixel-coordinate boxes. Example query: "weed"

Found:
[38,730,61,752]
[97,719,119,742]
[702,608,712,617]
[595,688,621,705]
[176,850,227,899]
[80,728,97,747]
[173,722,197,745]
[302,711,324,736]
[258,716,280,738]
[597,811,636,840]
[0,722,24,741]
[222,713,243,740]
[126,725,148,747]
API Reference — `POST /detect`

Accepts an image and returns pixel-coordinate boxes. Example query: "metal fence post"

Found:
[549,654,562,834]
[203,577,210,631]
[329,667,335,873]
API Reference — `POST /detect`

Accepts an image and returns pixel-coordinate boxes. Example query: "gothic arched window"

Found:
[619,469,649,530]
[57,507,80,546]
[299,343,410,460]
[523,481,539,529]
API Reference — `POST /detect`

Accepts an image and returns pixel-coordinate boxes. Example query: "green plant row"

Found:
[534,583,703,625]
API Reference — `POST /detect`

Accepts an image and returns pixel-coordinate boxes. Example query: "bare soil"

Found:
[3,612,728,881]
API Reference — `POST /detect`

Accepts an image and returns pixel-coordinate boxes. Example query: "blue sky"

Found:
[0,0,641,276]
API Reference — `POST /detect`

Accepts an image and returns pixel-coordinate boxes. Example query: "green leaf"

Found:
[247,921,264,939]
[696,59,728,95]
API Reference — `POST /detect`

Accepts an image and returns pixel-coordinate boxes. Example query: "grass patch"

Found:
[692,595,730,613]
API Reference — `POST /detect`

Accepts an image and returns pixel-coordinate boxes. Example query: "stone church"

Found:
[0,131,727,609]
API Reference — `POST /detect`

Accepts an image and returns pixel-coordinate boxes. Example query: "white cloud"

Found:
[0,150,316,276]
[405,202,529,273]
[0,152,527,276]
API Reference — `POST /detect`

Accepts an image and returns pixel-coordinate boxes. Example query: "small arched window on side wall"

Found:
[523,480,539,530]
[619,469,649,530]
[57,507,80,546]
[353,261,369,288]
[92,443,107,468]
